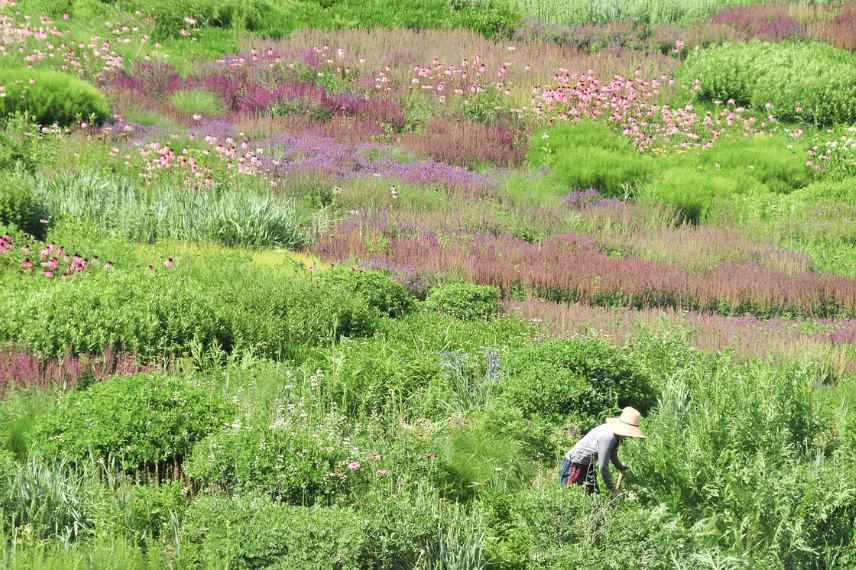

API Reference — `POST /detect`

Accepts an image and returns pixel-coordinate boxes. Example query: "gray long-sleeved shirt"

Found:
[564,423,624,491]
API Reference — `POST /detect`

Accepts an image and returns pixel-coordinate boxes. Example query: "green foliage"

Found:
[641,166,744,224]
[0,271,232,360]
[693,134,813,193]
[169,89,226,116]
[31,373,233,472]
[528,121,654,196]
[0,69,110,127]
[186,413,363,504]
[136,0,521,40]
[435,407,534,501]
[425,282,502,320]
[124,480,187,542]
[684,41,856,125]
[36,170,311,248]
[498,335,656,427]
[217,269,380,359]
[0,457,94,541]
[0,114,63,173]
[177,495,372,569]
[0,169,47,239]
[317,267,415,318]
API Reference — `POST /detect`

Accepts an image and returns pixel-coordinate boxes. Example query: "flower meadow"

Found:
[1,0,856,568]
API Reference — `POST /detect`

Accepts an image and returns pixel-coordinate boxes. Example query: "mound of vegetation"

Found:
[684,41,856,125]
[0,69,110,126]
[31,373,233,472]
[135,0,521,40]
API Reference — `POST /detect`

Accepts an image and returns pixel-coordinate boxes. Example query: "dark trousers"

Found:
[559,458,598,494]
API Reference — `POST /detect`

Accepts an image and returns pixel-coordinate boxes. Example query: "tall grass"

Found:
[515,0,841,26]
[35,171,313,248]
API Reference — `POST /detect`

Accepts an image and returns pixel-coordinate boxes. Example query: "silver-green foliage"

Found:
[35,171,311,248]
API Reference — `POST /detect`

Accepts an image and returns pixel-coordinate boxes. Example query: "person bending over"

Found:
[559,407,646,495]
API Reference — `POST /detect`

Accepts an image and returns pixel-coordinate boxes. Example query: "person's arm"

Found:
[609,438,625,472]
[597,434,616,492]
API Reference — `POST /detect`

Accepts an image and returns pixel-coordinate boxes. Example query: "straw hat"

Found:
[606,407,646,439]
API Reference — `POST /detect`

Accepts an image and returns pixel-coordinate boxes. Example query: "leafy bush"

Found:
[125,480,187,542]
[0,271,232,360]
[186,413,363,504]
[425,282,502,320]
[178,495,372,569]
[218,271,380,358]
[317,267,415,318]
[684,41,856,125]
[31,373,233,472]
[0,169,47,239]
[0,69,110,126]
[0,114,63,173]
[497,335,655,427]
[527,121,654,196]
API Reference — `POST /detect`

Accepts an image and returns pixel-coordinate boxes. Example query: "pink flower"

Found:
[21,258,34,270]
[163,258,175,268]
[347,461,361,471]
[42,271,54,279]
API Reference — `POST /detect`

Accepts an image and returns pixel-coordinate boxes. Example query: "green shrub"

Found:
[178,495,371,569]
[31,374,233,472]
[0,271,232,360]
[317,267,415,318]
[0,169,47,238]
[425,282,502,320]
[684,42,856,125]
[219,271,379,358]
[527,121,654,196]
[125,480,187,542]
[0,114,63,173]
[0,69,110,126]
[186,414,364,504]
[169,89,226,116]
[498,335,656,427]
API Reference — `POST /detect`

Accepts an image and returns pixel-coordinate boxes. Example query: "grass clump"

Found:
[36,171,311,249]
[169,89,226,116]
[0,69,110,127]
[527,121,654,196]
